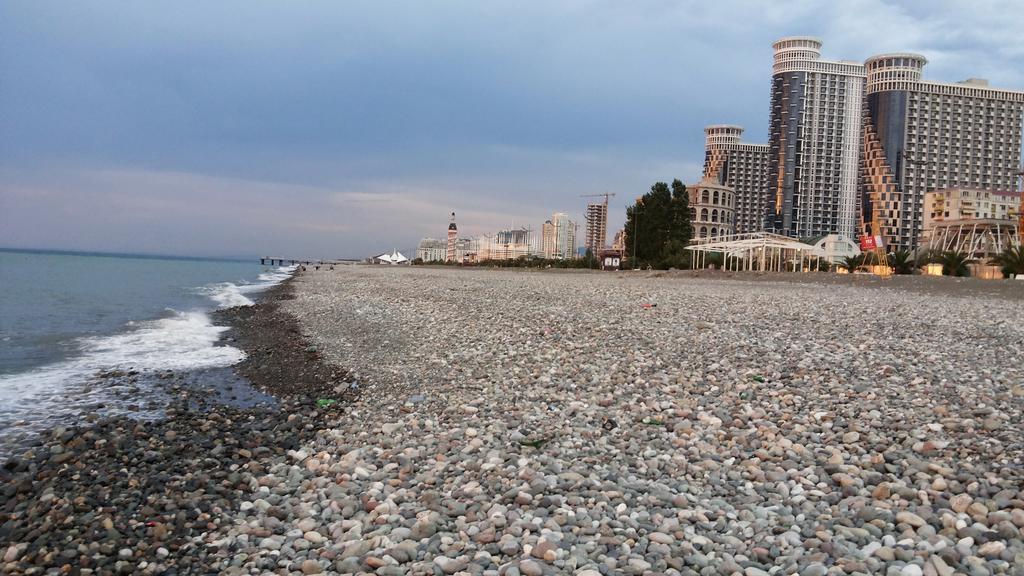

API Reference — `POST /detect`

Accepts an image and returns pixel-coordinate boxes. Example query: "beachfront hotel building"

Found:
[416,238,447,262]
[861,56,1024,251]
[702,125,770,234]
[477,226,535,261]
[689,177,736,240]
[766,37,865,240]
[584,202,608,253]
[541,212,578,260]
[417,237,479,263]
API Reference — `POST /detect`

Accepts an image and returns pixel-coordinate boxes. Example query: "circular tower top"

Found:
[773,36,822,52]
[865,53,927,93]
[772,36,823,71]
[704,125,744,146]
[865,53,928,71]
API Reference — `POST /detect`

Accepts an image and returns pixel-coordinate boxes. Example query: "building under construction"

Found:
[584,203,608,254]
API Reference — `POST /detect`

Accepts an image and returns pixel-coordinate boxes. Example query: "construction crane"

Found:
[579,192,616,205]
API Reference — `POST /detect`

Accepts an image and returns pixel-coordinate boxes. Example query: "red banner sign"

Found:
[859,235,876,251]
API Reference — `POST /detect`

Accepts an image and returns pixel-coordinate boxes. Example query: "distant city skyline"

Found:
[2,2,1023,258]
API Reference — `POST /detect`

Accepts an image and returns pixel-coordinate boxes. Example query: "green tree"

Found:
[939,250,971,277]
[661,180,694,269]
[991,245,1024,278]
[623,180,693,269]
[889,250,915,275]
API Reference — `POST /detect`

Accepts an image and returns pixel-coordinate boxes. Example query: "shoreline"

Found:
[1,271,355,573]
[3,267,1022,575]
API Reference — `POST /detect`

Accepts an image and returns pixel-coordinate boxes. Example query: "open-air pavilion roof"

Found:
[686,232,830,272]
[686,232,827,258]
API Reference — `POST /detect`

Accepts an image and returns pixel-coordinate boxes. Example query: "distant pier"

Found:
[260,257,360,266]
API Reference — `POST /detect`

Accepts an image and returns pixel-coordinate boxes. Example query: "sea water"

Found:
[0,249,293,458]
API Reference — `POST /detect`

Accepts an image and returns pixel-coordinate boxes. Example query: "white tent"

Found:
[812,234,861,263]
[374,249,409,265]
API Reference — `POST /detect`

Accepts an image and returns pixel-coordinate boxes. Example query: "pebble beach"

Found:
[4,266,1024,575]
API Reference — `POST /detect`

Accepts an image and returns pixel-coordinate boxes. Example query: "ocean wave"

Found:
[0,311,245,404]
[200,265,295,309]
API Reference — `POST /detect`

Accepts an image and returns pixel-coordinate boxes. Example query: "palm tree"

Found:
[939,250,971,277]
[840,254,863,272]
[889,250,915,275]
[915,249,935,270]
[991,245,1024,278]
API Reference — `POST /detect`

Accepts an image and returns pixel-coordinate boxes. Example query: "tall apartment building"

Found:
[766,37,865,240]
[861,55,1024,250]
[541,212,577,259]
[702,125,770,234]
[584,202,608,253]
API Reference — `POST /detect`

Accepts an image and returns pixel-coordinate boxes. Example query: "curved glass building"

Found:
[766,37,866,240]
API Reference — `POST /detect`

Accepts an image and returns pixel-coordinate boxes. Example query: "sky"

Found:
[2,1,1022,259]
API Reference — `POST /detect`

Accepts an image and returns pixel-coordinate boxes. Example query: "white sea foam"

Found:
[0,311,245,403]
[0,264,297,457]
[201,265,295,309]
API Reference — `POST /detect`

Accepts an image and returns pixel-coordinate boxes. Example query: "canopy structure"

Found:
[374,250,409,265]
[686,232,827,272]
[923,219,1020,261]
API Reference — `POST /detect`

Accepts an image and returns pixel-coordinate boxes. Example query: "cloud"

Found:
[0,168,551,258]
[1,1,1021,257]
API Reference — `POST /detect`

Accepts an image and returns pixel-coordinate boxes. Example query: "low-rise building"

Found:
[924,188,1020,224]
[689,178,736,240]
[454,237,479,263]
[611,229,626,252]
[922,188,1020,259]
[477,227,535,261]
[416,238,447,262]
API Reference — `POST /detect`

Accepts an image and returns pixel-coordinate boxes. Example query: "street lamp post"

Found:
[1016,169,1024,246]
[632,201,643,270]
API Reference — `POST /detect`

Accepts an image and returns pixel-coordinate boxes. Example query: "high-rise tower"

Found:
[862,55,1024,250]
[766,37,865,239]
[702,125,770,234]
[584,203,608,253]
[446,212,458,262]
[542,212,578,259]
